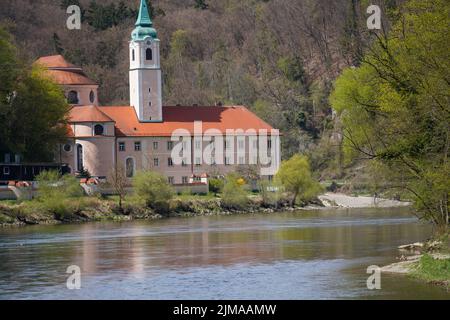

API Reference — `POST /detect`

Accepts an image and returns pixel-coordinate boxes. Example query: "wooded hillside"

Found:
[0,0,402,171]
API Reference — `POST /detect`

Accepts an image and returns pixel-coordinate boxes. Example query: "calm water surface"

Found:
[0,208,448,299]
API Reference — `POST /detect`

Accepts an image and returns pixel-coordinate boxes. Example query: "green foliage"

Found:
[35,170,83,218]
[0,28,69,161]
[414,254,450,283]
[330,0,450,231]
[221,173,249,210]
[208,178,224,196]
[258,179,282,207]
[275,155,323,205]
[36,170,83,200]
[133,170,174,213]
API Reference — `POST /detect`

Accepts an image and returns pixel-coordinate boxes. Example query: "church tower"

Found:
[129,0,162,122]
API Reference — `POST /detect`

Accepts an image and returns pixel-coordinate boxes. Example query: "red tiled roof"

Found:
[95,105,275,137]
[69,105,115,123]
[35,55,97,86]
[45,70,97,85]
[35,55,78,69]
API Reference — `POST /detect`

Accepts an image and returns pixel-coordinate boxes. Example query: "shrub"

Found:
[221,173,248,210]
[258,179,282,207]
[208,178,224,196]
[133,170,174,214]
[35,170,83,218]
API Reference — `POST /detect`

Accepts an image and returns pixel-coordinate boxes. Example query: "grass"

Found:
[412,254,450,283]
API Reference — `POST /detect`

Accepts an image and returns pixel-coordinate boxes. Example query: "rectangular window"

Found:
[238,139,245,150]
[195,157,201,166]
[182,176,188,184]
[167,141,174,150]
[238,156,245,164]
[153,158,159,167]
[134,141,141,151]
[195,140,202,150]
[119,142,125,152]
[3,167,10,175]
[168,176,174,184]
[14,154,21,164]
[153,141,158,150]
[168,158,173,167]
[225,139,232,149]
[4,153,10,163]
[268,139,272,149]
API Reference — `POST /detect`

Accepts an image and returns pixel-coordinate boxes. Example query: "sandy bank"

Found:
[318,192,411,208]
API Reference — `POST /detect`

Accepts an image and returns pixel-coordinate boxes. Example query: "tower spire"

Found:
[136,0,152,27]
[132,0,157,41]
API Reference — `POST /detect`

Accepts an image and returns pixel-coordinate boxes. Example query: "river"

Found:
[0,207,448,299]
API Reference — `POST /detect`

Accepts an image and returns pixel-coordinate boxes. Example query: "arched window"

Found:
[132,49,135,61]
[126,158,135,178]
[94,124,104,136]
[67,91,79,104]
[76,144,83,172]
[146,48,152,61]
[89,90,95,103]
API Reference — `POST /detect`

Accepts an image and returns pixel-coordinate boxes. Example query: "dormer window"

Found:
[146,48,152,61]
[94,124,104,136]
[67,91,79,104]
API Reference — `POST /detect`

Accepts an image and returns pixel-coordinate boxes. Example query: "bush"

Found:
[133,170,174,214]
[35,170,83,218]
[208,178,224,196]
[258,179,282,207]
[221,173,249,210]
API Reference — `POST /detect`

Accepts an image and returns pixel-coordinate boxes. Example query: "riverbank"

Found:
[0,192,413,228]
[381,239,450,288]
[0,196,306,227]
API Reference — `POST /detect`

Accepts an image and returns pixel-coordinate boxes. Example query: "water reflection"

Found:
[0,208,448,299]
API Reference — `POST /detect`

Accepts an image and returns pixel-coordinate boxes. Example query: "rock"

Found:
[398,242,424,250]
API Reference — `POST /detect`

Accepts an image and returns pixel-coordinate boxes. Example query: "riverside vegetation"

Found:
[0,155,323,227]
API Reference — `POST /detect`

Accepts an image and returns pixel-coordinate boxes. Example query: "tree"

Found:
[133,170,174,213]
[194,0,208,10]
[0,28,70,162]
[108,165,128,210]
[275,155,322,205]
[52,33,64,55]
[330,0,449,233]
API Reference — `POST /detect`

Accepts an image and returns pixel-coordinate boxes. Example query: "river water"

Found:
[0,208,448,299]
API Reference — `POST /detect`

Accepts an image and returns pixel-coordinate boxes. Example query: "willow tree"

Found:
[330,0,449,233]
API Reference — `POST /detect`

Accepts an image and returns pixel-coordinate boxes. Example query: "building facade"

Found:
[36,0,281,184]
